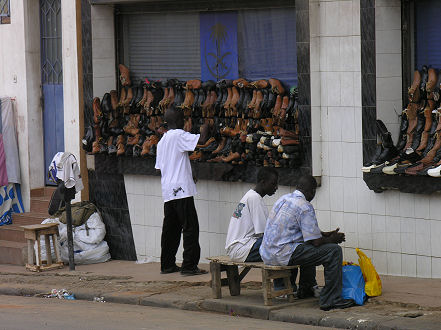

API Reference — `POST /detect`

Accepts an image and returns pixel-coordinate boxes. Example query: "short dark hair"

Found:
[164,104,183,124]
[296,175,317,192]
[257,167,278,183]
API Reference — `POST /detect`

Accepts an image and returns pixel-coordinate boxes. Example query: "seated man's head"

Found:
[296,175,317,202]
[164,105,184,129]
[255,167,278,197]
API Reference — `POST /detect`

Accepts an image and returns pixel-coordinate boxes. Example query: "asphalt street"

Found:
[0,295,334,330]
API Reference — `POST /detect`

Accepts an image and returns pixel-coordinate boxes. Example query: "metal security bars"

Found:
[40,0,63,84]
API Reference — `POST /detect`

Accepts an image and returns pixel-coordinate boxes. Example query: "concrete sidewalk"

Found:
[0,260,440,329]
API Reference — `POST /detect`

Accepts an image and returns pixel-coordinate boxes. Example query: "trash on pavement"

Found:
[41,288,76,300]
[93,296,106,303]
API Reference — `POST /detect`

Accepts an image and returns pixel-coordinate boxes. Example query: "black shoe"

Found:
[180,267,208,276]
[320,298,355,311]
[160,265,181,274]
[297,286,315,299]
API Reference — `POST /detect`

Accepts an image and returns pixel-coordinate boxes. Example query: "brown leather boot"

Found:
[408,70,421,103]
[118,87,127,108]
[138,86,148,110]
[230,86,240,117]
[141,136,153,156]
[119,64,131,87]
[404,103,419,149]
[222,151,240,163]
[417,102,434,153]
[184,117,192,132]
[110,90,118,112]
[277,95,290,125]
[123,87,133,115]
[93,97,102,124]
[185,79,202,90]
[247,90,257,111]
[233,78,250,88]
[272,95,282,119]
[224,87,233,117]
[281,137,300,146]
[269,78,285,95]
[252,90,263,119]
[250,80,269,89]
[212,137,227,154]
[124,114,140,135]
[127,134,141,146]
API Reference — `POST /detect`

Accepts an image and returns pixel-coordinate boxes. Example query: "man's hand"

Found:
[329,231,345,244]
[309,227,345,247]
[321,227,340,237]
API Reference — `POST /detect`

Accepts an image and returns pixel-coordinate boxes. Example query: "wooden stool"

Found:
[21,224,64,272]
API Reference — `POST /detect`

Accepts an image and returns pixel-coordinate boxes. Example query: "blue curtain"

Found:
[237,8,297,87]
[415,1,441,70]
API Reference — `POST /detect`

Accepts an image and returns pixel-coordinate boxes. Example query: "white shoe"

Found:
[382,163,398,175]
[361,164,376,173]
[428,164,441,177]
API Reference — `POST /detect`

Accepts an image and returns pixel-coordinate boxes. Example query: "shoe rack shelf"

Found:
[364,173,441,194]
[94,154,311,187]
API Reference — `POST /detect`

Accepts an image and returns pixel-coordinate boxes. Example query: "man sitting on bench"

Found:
[225,168,278,262]
[259,175,355,311]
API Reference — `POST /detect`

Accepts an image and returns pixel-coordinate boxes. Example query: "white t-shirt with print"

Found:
[225,189,269,262]
[155,129,200,202]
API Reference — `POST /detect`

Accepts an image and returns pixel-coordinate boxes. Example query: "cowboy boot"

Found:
[416,101,434,154]
[247,89,258,112]
[185,79,202,90]
[212,137,227,154]
[250,79,269,89]
[123,87,133,115]
[404,102,419,149]
[252,90,263,119]
[230,86,240,117]
[138,85,148,112]
[118,87,127,109]
[277,95,290,126]
[92,97,102,124]
[119,64,131,87]
[396,109,409,151]
[145,89,155,116]
[272,94,283,120]
[269,78,285,95]
[408,70,421,103]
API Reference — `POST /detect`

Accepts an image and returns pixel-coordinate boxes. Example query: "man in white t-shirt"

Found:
[155,106,208,276]
[225,167,279,262]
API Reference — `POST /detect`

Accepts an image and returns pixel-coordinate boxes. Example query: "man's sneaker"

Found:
[160,265,181,274]
[320,298,355,311]
[180,267,208,276]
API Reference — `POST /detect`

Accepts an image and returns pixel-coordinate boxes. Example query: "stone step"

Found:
[0,225,26,243]
[30,186,56,198]
[30,197,50,215]
[0,239,26,265]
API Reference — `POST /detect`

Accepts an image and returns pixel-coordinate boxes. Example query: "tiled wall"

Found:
[125,175,294,263]
[375,0,402,143]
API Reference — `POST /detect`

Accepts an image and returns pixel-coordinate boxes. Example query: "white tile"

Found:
[401,254,416,277]
[320,107,329,142]
[358,233,372,250]
[320,73,329,107]
[321,141,330,176]
[208,184,220,202]
[310,36,320,71]
[386,216,401,233]
[196,200,209,233]
[376,29,401,54]
[401,232,415,255]
[373,232,387,251]
[384,191,400,217]
[415,195,430,219]
[432,258,441,279]
[329,176,344,211]
[195,180,208,200]
[324,1,340,36]
[340,37,354,72]
[352,0,360,35]
[312,141,323,177]
[218,182,231,202]
[219,202,233,234]
[370,192,386,215]
[91,18,115,39]
[357,179,372,214]
[376,77,402,102]
[416,219,431,256]
[372,215,386,233]
[124,175,133,194]
[199,232,211,260]
[330,211,345,232]
[326,37,341,71]
[133,194,145,225]
[343,178,357,212]
[329,142,343,177]
[376,53,402,78]
[92,57,116,78]
[354,72,362,108]
[344,247,358,264]
[341,73,355,107]
[429,194,441,221]
[343,212,357,233]
[372,251,388,274]
[143,195,154,226]
[208,201,220,233]
[417,256,432,278]
[338,0,353,36]
[316,175,330,210]
[208,233,219,257]
[92,37,115,60]
[357,214,372,232]
[132,224,146,256]
[375,5,401,31]
[93,76,117,98]
[342,143,358,178]
[401,218,415,233]
[387,252,402,275]
[316,210,331,231]
[431,220,441,258]
[376,100,403,126]
[341,107,355,142]
[328,107,342,142]
[399,193,415,218]
[327,73,342,106]
[386,232,401,253]
[312,105,321,141]
[352,36,361,71]
[145,226,157,257]
[91,5,114,20]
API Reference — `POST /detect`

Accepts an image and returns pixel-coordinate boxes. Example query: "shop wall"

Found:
[91,5,116,98]
[125,175,293,262]
[0,0,44,210]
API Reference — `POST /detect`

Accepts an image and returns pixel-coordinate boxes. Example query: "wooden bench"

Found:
[21,224,64,272]
[207,255,299,306]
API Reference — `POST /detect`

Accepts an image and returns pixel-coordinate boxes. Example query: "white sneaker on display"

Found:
[382,163,398,175]
[427,164,441,177]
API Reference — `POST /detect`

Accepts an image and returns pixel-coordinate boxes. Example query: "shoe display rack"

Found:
[84,65,307,184]
[363,65,441,193]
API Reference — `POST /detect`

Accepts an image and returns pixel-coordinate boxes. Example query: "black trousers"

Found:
[161,196,200,272]
[288,243,343,308]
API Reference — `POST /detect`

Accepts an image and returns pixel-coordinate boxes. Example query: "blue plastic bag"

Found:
[341,265,366,305]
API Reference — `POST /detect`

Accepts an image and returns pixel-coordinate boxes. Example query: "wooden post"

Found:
[210,262,222,299]
[226,265,241,296]
[262,268,272,306]
[44,235,52,265]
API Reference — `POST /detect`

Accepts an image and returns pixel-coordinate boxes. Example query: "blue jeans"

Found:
[245,237,263,262]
